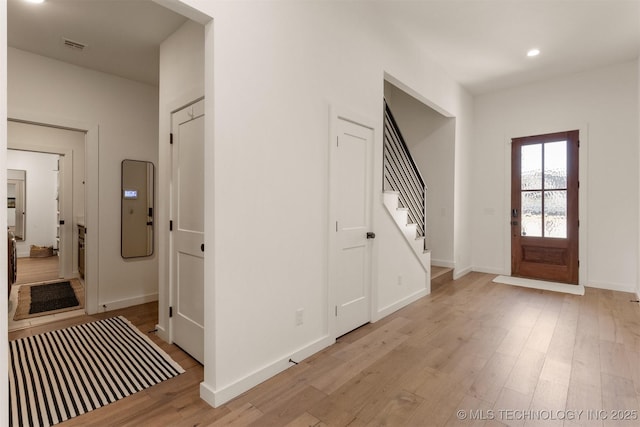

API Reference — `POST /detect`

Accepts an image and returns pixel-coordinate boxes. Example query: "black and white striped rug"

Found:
[9,316,185,427]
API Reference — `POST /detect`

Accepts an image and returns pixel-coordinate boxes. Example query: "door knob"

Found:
[201,243,205,252]
[366,232,376,239]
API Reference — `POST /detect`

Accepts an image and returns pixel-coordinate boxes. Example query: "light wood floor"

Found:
[9,256,82,332]
[9,272,640,426]
[14,256,60,285]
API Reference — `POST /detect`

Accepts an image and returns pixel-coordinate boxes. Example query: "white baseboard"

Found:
[155,324,169,342]
[585,281,636,294]
[471,266,506,276]
[374,287,429,322]
[200,335,335,408]
[453,266,473,280]
[98,292,158,312]
[431,259,455,268]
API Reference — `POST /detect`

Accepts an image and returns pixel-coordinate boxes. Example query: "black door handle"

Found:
[366,232,376,239]
[201,243,205,252]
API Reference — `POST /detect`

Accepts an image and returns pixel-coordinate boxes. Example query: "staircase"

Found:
[383,101,430,271]
[383,191,430,271]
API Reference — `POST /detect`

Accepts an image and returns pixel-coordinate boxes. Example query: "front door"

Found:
[332,117,373,337]
[171,99,205,363]
[511,130,579,284]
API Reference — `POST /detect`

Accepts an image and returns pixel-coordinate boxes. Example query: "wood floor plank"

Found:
[209,403,263,426]
[443,394,493,427]
[284,411,326,427]
[468,352,518,404]
[8,273,640,426]
[524,309,559,354]
[496,325,534,357]
[492,387,533,427]
[601,373,640,427]
[14,256,59,285]
[504,349,546,397]
[599,341,631,379]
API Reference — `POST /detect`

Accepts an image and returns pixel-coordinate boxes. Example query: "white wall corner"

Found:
[453,266,473,280]
[199,381,217,407]
[374,287,430,322]
[155,324,169,342]
[431,259,455,269]
[199,335,334,408]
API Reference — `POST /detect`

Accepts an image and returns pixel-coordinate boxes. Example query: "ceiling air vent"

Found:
[62,38,87,52]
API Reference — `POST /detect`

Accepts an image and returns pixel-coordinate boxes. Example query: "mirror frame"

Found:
[121,159,154,259]
[7,169,26,241]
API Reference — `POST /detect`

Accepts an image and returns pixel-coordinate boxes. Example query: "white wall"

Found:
[157,20,205,341]
[384,81,456,267]
[178,0,473,406]
[8,47,159,310]
[473,60,639,292]
[7,150,58,257]
[453,90,475,279]
[638,57,640,298]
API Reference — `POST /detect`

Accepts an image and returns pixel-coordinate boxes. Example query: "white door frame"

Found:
[328,106,377,339]
[502,124,589,286]
[7,114,98,314]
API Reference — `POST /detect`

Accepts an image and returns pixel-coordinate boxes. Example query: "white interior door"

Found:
[332,117,374,337]
[171,99,205,364]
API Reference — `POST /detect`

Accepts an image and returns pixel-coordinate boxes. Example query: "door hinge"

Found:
[169,306,173,318]
[336,136,339,147]
[169,220,173,231]
[335,305,338,316]
[170,133,174,145]
[335,221,338,232]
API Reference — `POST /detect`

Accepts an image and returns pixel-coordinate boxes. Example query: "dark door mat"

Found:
[29,281,80,314]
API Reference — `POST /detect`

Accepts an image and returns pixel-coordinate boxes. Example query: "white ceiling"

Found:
[380,1,640,94]
[7,1,640,93]
[8,0,188,86]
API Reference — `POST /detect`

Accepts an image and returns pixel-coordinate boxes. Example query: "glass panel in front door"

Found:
[520,140,568,238]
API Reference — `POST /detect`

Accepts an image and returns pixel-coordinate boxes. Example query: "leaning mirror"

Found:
[7,169,26,241]
[121,160,154,258]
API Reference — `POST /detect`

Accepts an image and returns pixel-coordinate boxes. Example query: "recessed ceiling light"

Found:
[24,0,45,4]
[527,48,541,57]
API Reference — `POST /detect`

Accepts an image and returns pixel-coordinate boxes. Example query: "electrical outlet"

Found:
[295,309,304,326]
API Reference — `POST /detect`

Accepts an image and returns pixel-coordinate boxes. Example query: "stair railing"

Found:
[383,100,427,238]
